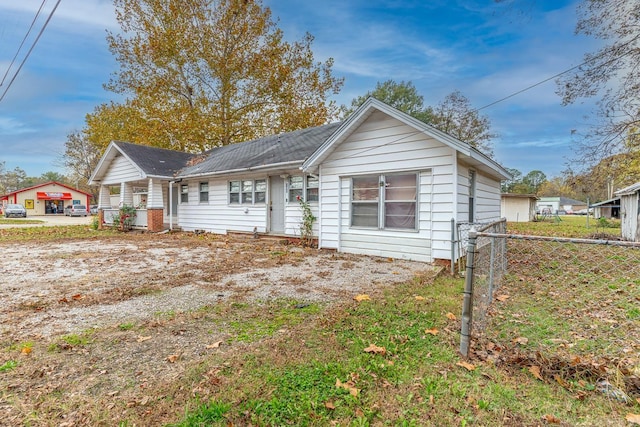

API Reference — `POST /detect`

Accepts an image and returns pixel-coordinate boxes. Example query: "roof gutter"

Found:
[177,160,302,179]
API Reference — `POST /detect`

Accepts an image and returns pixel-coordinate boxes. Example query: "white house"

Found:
[615,182,640,241]
[90,98,510,263]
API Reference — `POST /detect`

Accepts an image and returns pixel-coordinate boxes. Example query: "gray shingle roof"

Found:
[114,141,195,177]
[178,123,342,177]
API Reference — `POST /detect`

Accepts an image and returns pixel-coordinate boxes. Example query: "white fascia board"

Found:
[177,160,302,180]
[302,97,508,181]
[88,141,118,185]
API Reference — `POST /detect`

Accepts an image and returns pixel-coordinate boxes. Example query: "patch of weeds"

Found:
[228,301,319,342]
[0,360,18,372]
[154,310,176,320]
[626,306,640,320]
[118,322,135,331]
[168,400,231,426]
[50,330,95,351]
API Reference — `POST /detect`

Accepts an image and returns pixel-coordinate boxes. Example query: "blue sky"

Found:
[0,0,600,178]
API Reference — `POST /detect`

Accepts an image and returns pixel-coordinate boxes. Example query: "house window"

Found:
[289,175,318,202]
[289,176,304,201]
[352,175,380,228]
[306,175,319,202]
[242,180,253,204]
[468,170,476,222]
[229,181,240,204]
[255,179,266,203]
[351,173,418,230]
[228,179,267,204]
[384,174,417,229]
[180,184,189,203]
[199,182,209,202]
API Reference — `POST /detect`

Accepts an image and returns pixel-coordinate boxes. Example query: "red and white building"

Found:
[0,181,92,216]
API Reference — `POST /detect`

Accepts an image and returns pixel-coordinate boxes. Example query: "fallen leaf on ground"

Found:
[626,414,640,425]
[528,365,543,381]
[495,294,509,302]
[324,401,335,410]
[336,378,359,396]
[425,328,439,335]
[555,375,570,389]
[414,295,425,301]
[543,414,561,424]
[364,344,386,355]
[21,347,32,355]
[206,341,223,349]
[354,294,370,302]
[137,335,152,343]
[446,312,457,320]
[513,336,529,345]
[71,294,83,300]
[456,361,476,371]
[166,354,179,363]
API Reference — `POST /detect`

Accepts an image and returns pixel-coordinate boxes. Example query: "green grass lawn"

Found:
[0,223,637,426]
[507,214,621,238]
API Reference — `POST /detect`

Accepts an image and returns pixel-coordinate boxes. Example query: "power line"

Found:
[0,0,62,103]
[474,35,637,112]
[0,0,48,88]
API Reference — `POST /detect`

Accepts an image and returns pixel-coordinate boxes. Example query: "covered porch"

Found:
[96,178,180,232]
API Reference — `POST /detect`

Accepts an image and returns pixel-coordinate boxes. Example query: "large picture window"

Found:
[351,173,417,230]
[229,179,267,205]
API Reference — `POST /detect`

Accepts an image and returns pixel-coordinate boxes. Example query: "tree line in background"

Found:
[0,161,69,195]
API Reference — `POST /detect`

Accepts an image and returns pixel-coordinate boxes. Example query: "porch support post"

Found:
[120,182,133,207]
[146,178,165,232]
[97,185,111,230]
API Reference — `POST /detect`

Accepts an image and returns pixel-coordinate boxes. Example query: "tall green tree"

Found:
[40,171,68,183]
[0,166,27,193]
[93,0,343,152]
[522,170,547,194]
[501,168,523,193]
[556,0,640,163]
[344,80,433,122]
[346,82,495,156]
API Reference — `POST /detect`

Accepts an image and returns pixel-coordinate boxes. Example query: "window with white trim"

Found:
[289,175,318,202]
[180,184,189,203]
[255,179,266,203]
[229,179,267,204]
[199,182,209,202]
[351,173,417,230]
[306,175,319,202]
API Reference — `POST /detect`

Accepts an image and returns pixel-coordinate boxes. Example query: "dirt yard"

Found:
[0,233,437,425]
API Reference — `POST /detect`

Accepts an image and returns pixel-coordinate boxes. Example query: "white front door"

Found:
[270,176,285,233]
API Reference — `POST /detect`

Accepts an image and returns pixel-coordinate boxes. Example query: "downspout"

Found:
[169,179,182,231]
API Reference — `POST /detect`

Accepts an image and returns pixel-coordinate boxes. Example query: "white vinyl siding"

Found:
[100,155,141,185]
[178,172,316,236]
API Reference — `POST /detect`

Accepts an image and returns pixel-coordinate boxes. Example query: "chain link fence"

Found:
[452,219,506,275]
[460,231,640,359]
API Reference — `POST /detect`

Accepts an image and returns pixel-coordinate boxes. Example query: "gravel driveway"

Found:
[1,233,437,340]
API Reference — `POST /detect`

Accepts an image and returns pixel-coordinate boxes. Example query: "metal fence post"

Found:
[460,228,478,357]
[451,218,456,275]
[488,237,496,300]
